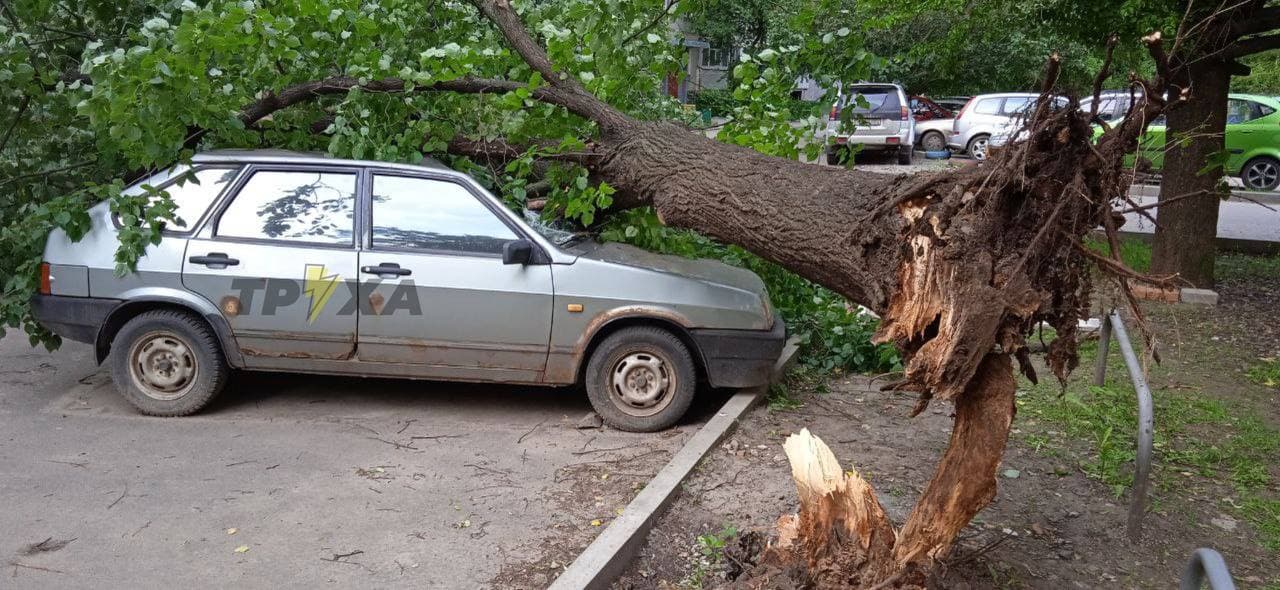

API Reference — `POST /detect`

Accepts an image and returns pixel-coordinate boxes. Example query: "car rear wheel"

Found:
[825,147,844,166]
[109,310,229,416]
[584,326,697,432]
[920,131,946,152]
[968,134,990,161]
[1241,156,1280,190]
[897,145,913,165]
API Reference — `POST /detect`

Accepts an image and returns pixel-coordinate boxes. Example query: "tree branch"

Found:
[621,0,679,46]
[445,136,603,166]
[1233,5,1280,36]
[465,0,631,131]
[1225,32,1280,58]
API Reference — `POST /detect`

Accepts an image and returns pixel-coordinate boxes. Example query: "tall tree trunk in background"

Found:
[1150,59,1231,287]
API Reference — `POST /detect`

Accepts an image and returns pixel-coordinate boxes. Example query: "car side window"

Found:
[1227,99,1254,124]
[216,169,356,245]
[974,98,1001,115]
[370,175,518,255]
[1001,97,1032,115]
[1259,103,1276,118]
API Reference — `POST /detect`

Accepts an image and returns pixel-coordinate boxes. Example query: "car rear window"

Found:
[133,167,239,233]
[845,87,900,115]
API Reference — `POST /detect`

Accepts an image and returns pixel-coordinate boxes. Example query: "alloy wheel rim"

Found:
[610,351,675,417]
[129,331,198,401]
[972,138,988,160]
[1246,161,1278,189]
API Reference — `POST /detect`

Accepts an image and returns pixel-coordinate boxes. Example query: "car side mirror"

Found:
[503,239,534,265]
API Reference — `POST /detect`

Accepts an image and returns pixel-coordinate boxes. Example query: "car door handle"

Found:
[188,253,240,267]
[361,263,411,277]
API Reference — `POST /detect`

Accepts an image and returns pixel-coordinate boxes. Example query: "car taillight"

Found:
[954,97,975,132]
[900,105,910,121]
[39,262,51,295]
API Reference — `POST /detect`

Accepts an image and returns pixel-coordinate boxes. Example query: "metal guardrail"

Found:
[1180,548,1237,590]
[1094,313,1236,588]
[1092,310,1154,542]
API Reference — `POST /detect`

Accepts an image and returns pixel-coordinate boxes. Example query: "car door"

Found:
[355,172,553,381]
[1224,98,1280,174]
[182,166,361,365]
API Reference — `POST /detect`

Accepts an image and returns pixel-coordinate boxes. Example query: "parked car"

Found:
[823,82,915,165]
[1131,93,1280,190]
[909,95,954,121]
[950,93,1067,160]
[915,118,954,152]
[32,150,785,432]
[1080,90,1143,123]
[933,96,972,112]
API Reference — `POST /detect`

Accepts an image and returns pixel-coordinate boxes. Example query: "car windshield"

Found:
[523,209,586,246]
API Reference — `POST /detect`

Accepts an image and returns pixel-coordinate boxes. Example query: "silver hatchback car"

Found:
[32,150,784,432]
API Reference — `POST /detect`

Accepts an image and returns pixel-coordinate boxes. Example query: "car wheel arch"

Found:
[575,316,707,387]
[96,299,243,368]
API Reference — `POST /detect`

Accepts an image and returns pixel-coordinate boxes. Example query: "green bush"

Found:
[691,89,822,121]
[599,208,901,375]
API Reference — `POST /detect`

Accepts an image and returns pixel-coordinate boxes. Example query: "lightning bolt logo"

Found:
[303,264,341,324]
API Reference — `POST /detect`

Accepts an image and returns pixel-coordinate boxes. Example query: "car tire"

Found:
[897,145,913,165]
[584,326,697,433]
[109,309,229,417]
[825,148,843,166]
[1241,156,1280,191]
[920,131,946,152]
[967,134,990,161]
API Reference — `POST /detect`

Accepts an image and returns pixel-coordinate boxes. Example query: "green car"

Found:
[1092,93,1280,190]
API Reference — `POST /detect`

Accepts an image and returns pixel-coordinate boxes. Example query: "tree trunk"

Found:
[1150,58,1231,287]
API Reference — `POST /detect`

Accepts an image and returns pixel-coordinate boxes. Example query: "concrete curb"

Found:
[547,336,802,590]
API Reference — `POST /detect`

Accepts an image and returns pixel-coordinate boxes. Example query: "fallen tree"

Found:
[448,7,1176,586]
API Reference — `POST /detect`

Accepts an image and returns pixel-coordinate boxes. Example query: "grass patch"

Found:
[1016,338,1280,551]
[1217,251,1280,281]
[1247,358,1280,388]
[1085,235,1152,273]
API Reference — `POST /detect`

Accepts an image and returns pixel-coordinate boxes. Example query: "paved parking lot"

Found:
[0,335,705,588]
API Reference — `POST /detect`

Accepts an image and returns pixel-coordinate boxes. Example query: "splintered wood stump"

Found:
[734,355,1017,590]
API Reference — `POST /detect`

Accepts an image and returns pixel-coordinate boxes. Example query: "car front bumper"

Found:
[30,294,119,345]
[690,319,786,389]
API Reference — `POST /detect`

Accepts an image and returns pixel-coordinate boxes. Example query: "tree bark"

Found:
[1150,58,1231,287]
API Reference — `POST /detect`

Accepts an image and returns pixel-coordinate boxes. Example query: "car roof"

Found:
[971,92,1043,100]
[192,149,458,175]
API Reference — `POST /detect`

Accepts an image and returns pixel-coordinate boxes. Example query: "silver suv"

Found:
[950,93,1065,160]
[32,150,784,432]
[823,83,915,165]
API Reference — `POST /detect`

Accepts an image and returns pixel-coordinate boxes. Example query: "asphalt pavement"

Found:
[1125,184,1280,243]
[0,334,698,588]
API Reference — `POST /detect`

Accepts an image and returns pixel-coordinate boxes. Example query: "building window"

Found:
[701,47,734,69]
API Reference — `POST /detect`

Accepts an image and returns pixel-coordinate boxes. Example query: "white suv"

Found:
[950,93,1064,160]
[823,83,915,166]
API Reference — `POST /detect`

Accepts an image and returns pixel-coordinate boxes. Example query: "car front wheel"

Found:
[109,310,229,416]
[584,326,697,432]
[1241,157,1280,191]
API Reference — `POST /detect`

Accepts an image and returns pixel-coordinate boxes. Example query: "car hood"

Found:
[567,241,768,296]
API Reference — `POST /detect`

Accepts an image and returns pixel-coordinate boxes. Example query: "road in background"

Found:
[1125,184,1280,243]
